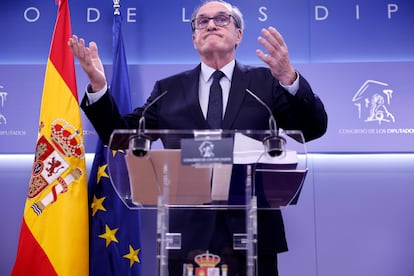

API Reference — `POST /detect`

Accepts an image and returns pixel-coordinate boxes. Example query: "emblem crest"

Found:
[28,119,84,215]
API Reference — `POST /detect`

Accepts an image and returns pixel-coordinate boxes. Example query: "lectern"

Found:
[107,129,307,276]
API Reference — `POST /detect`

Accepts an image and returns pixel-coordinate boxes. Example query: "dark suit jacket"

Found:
[82,61,327,256]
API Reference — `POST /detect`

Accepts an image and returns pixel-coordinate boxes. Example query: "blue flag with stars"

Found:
[88,8,142,276]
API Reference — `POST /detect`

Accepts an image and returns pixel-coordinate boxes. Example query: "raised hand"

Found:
[256,27,297,86]
[68,35,107,92]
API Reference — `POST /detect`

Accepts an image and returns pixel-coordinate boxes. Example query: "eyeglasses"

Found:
[191,14,233,30]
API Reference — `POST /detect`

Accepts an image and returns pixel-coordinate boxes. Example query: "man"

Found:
[69,1,327,275]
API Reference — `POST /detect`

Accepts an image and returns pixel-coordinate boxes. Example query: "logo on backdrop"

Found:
[352,80,395,125]
[0,83,26,138]
[339,76,413,138]
[0,85,7,125]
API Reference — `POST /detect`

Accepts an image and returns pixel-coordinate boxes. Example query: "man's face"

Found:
[192,2,242,57]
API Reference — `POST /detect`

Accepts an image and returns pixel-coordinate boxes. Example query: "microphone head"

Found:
[263,135,286,157]
[129,134,151,157]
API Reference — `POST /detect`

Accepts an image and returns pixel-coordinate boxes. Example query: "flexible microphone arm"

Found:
[245,89,278,134]
[130,90,168,157]
[245,89,285,157]
[138,90,169,132]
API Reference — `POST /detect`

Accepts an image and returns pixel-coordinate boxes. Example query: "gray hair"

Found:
[190,0,244,32]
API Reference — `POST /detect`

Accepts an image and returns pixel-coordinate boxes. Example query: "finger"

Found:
[255,49,271,65]
[67,35,78,52]
[79,38,87,58]
[257,34,278,59]
[67,35,75,47]
[89,41,99,60]
[267,26,286,48]
[70,36,83,58]
[262,27,285,56]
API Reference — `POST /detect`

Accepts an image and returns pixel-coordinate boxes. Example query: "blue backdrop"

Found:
[2,2,414,276]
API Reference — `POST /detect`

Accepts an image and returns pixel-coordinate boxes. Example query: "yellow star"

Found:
[112,149,124,157]
[91,195,106,216]
[123,244,141,267]
[99,224,119,247]
[97,164,108,183]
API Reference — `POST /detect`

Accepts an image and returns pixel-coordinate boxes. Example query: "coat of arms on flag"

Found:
[29,118,84,215]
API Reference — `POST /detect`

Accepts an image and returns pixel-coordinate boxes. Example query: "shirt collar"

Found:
[201,60,235,82]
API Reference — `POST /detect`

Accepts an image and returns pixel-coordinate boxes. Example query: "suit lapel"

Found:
[222,62,249,129]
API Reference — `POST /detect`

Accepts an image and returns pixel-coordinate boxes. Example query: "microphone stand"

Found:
[129,90,168,157]
[245,89,285,157]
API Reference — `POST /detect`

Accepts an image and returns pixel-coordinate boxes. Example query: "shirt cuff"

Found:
[279,72,299,95]
[86,83,107,105]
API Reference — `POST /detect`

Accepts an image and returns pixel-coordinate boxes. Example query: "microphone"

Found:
[129,90,168,157]
[245,89,285,157]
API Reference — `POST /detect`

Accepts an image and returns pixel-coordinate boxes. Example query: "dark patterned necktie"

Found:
[206,70,225,129]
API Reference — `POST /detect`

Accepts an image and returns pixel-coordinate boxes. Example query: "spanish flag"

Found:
[11,0,88,275]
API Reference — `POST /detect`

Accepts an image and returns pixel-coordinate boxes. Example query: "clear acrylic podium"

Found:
[107,129,307,276]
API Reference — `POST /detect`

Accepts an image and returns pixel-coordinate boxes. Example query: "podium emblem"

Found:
[181,138,233,165]
[199,141,215,158]
[184,251,228,276]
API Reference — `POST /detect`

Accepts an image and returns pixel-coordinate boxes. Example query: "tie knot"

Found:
[212,70,225,81]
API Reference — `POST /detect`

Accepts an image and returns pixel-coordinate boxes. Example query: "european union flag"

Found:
[88,7,142,276]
